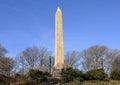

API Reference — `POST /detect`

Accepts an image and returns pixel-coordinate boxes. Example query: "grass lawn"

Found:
[62,80,120,85]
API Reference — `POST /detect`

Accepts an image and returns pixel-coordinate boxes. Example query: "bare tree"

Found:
[65,51,81,69]
[105,49,120,73]
[0,44,7,57]
[16,47,39,72]
[15,47,39,75]
[38,47,50,67]
[0,57,16,76]
[16,46,51,74]
[109,49,120,72]
[112,56,120,71]
[82,45,108,71]
[15,53,28,75]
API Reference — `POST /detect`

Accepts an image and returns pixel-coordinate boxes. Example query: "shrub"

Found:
[110,71,120,80]
[85,69,108,80]
[61,67,84,83]
[43,71,51,77]
[26,69,43,80]
[26,69,50,84]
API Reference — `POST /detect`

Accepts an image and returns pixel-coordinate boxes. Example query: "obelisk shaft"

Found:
[54,7,64,70]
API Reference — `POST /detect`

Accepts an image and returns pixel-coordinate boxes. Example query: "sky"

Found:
[0,0,120,57]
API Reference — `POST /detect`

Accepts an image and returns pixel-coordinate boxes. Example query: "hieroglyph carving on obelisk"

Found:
[54,7,64,70]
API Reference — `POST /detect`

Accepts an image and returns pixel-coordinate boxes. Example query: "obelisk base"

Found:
[52,69,62,79]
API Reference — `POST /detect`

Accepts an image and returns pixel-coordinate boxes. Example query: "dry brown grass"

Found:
[62,80,120,85]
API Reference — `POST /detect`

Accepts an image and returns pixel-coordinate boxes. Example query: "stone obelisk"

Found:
[54,7,64,70]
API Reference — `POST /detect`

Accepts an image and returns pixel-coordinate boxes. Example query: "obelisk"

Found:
[54,7,64,70]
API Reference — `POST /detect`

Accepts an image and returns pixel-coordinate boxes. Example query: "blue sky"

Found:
[0,0,120,57]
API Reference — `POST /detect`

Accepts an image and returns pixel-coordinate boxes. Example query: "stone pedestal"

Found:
[52,69,62,79]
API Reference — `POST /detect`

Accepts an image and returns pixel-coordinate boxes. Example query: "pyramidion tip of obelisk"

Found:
[57,7,61,11]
